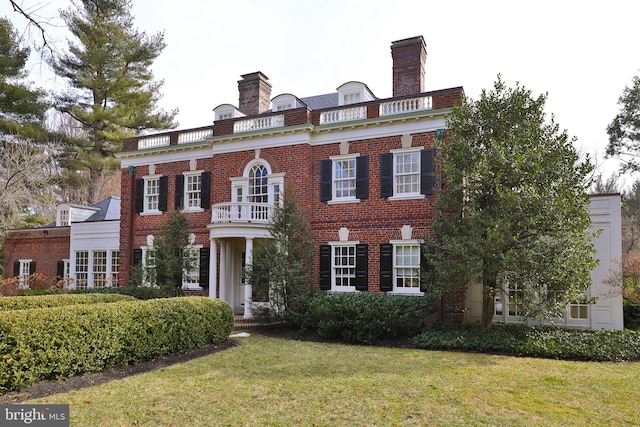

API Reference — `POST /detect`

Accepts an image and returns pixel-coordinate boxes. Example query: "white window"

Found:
[145,177,160,212]
[16,260,32,287]
[75,251,89,289]
[494,281,523,319]
[394,244,421,292]
[219,112,233,120]
[92,250,108,288]
[343,92,361,105]
[185,173,202,209]
[333,158,356,200]
[276,103,292,111]
[110,250,119,287]
[183,247,201,289]
[395,152,421,195]
[59,209,69,226]
[332,244,356,291]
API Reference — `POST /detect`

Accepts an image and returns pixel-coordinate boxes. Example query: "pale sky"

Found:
[4,0,640,184]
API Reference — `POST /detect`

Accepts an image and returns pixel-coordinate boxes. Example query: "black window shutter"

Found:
[135,179,144,213]
[13,261,19,277]
[319,245,332,290]
[29,261,36,275]
[159,176,168,212]
[133,248,143,266]
[199,247,210,287]
[380,153,393,198]
[355,156,369,200]
[419,246,429,293]
[320,159,332,202]
[379,243,393,292]
[420,148,435,196]
[201,172,211,209]
[56,260,65,279]
[355,244,369,291]
[175,174,185,210]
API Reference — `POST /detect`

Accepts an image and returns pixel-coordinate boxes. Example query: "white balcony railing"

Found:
[138,135,170,150]
[319,106,366,125]
[211,202,274,224]
[178,128,213,144]
[233,115,285,133]
[379,96,432,116]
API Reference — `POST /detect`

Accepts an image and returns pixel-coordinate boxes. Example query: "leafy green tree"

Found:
[428,76,597,331]
[152,210,197,297]
[51,0,177,203]
[607,74,640,173]
[244,189,315,322]
[0,16,48,141]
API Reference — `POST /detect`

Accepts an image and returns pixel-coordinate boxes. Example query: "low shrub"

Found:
[413,323,640,362]
[0,293,135,311]
[0,297,234,393]
[69,286,163,300]
[294,292,435,344]
[623,298,640,330]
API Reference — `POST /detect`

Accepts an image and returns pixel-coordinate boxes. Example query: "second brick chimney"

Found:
[391,36,427,97]
[238,72,272,116]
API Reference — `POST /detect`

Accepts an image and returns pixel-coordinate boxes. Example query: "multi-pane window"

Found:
[75,251,89,289]
[93,250,107,288]
[249,164,269,220]
[334,159,356,199]
[186,174,202,209]
[333,245,356,290]
[145,177,159,211]
[110,250,120,287]
[343,92,361,105]
[17,260,31,287]
[59,209,69,226]
[395,152,420,195]
[183,247,200,288]
[395,245,420,291]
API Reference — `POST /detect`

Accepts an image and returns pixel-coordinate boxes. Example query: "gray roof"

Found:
[85,197,121,222]
[299,93,339,110]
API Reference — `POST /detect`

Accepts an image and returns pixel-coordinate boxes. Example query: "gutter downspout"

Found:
[127,165,136,286]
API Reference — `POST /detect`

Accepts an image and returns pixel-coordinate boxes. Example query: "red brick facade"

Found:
[3,227,70,286]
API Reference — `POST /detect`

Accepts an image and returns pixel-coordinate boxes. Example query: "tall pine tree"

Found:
[52,0,177,203]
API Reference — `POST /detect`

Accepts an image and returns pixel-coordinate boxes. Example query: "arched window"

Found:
[249,164,268,204]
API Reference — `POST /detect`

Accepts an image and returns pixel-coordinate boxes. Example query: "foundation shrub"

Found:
[413,323,640,361]
[69,286,163,300]
[0,297,234,393]
[296,292,435,344]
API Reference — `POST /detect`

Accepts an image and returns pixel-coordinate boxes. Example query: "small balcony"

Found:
[211,202,274,224]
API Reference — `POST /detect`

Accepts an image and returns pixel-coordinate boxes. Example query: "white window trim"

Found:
[183,170,205,213]
[388,147,426,201]
[328,153,360,204]
[387,239,424,296]
[328,241,359,293]
[141,174,163,216]
[182,244,203,290]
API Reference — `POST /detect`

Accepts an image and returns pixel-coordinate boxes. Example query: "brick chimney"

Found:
[391,36,427,97]
[238,72,272,116]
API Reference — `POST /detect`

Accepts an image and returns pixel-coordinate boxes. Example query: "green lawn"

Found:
[28,333,640,426]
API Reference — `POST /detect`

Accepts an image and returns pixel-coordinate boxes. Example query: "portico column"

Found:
[208,239,217,298]
[219,241,227,303]
[243,237,254,318]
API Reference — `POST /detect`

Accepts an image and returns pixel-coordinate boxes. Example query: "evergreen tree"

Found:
[0,16,48,141]
[51,0,177,203]
[428,77,597,331]
[152,210,196,297]
[244,189,315,322]
[607,74,640,173]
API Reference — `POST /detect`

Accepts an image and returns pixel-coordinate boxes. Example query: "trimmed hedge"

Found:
[0,294,135,311]
[294,292,434,344]
[69,286,164,300]
[0,297,234,393]
[413,323,640,362]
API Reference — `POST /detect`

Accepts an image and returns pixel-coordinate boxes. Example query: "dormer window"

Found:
[271,94,301,112]
[59,209,69,226]
[337,82,375,106]
[213,104,245,122]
